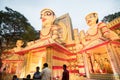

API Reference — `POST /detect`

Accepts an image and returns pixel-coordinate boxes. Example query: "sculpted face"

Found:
[85,12,98,27]
[16,40,24,47]
[40,9,56,27]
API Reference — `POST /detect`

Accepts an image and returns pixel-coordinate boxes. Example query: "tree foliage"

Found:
[102,11,120,23]
[0,7,39,53]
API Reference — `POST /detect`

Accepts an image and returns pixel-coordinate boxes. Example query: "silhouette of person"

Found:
[12,75,19,80]
[24,74,31,80]
[41,63,51,80]
[26,74,31,79]
[23,74,31,80]
[62,64,69,80]
[33,66,41,79]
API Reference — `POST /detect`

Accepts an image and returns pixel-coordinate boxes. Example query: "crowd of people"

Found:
[11,63,69,80]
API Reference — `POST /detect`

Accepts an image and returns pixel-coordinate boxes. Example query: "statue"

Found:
[12,40,24,52]
[27,8,69,49]
[82,12,119,48]
[93,60,101,73]
[1,40,24,60]
[103,58,113,73]
[40,8,68,44]
[82,12,120,76]
[40,8,56,41]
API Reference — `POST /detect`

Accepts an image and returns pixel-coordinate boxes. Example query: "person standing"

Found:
[12,75,19,80]
[26,74,31,80]
[41,63,51,80]
[62,64,69,80]
[33,66,41,80]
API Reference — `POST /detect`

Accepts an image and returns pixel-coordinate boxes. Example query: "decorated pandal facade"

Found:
[1,9,120,80]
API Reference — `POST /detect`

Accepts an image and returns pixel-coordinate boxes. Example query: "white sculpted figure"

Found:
[1,40,24,60]
[29,8,68,48]
[2,40,24,53]
[24,8,68,49]
[83,12,119,48]
[40,8,57,42]
[40,8,67,44]
[12,40,24,52]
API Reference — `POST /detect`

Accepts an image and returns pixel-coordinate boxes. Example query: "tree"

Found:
[0,7,39,53]
[102,11,120,23]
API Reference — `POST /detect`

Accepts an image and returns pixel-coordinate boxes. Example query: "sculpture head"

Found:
[40,8,56,27]
[85,12,98,27]
[16,40,24,47]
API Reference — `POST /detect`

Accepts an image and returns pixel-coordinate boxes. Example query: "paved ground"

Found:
[83,77,96,80]
[85,78,96,80]
[71,76,96,80]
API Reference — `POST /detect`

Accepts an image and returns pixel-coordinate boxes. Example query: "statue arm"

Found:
[57,22,67,42]
[98,22,119,40]
[51,25,59,40]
